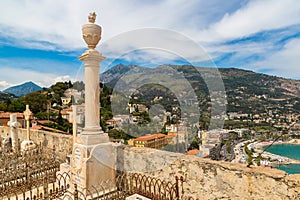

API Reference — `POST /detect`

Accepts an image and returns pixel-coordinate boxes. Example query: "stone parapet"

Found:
[116,146,300,199]
[0,126,73,159]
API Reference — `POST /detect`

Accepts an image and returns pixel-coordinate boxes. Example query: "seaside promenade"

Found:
[255,140,300,166]
[232,139,300,167]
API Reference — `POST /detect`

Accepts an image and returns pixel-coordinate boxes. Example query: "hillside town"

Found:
[0,2,300,199]
[1,79,299,168]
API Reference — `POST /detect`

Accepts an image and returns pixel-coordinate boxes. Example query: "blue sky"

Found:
[0,0,299,90]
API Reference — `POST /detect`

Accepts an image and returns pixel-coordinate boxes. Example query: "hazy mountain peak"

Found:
[3,81,42,97]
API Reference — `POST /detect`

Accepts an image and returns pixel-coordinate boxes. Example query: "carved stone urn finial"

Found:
[88,12,96,23]
[82,12,102,49]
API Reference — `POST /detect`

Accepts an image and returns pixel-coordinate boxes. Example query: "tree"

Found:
[23,91,48,113]
[9,98,26,112]
[50,81,71,105]
[108,129,132,141]
[57,109,64,126]
[73,81,85,91]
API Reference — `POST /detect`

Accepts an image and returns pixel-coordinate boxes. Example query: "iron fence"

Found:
[0,146,63,199]
[55,172,197,200]
[1,163,199,200]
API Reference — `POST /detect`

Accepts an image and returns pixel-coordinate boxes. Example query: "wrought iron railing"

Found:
[1,165,199,200]
[0,172,70,200]
[0,146,63,199]
[55,172,197,200]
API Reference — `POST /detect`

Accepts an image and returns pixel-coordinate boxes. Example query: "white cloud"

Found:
[101,28,212,69]
[196,0,300,42]
[0,0,298,48]
[54,75,73,83]
[0,81,12,89]
[0,0,244,50]
[0,0,299,81]
[252,38,300,79]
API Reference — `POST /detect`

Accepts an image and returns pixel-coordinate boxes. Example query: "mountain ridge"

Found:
[3,81,42,97]
[101,64,300,117]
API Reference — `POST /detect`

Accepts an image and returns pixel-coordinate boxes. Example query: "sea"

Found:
[264,144,300,174]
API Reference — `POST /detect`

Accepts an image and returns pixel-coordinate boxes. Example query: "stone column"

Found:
[7,114,20,152]
[23,105,32,140]
[77,12,109,145]
[69,12,115,193]
[80,50,104,132]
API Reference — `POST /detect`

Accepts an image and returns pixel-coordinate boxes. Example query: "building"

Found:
[60,105,85,124]
[113,115,130,125]
[61,88,84,106]
[0,112,24,127]
[185,149,202,157]
[106,119,117,129]
[128,133,168,149]
[61,107,73,122]
[128,103,148,114]
[167,131,186,144]
[165,124,178,132]
[61,97,72,106]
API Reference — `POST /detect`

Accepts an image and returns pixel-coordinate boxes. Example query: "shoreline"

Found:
[256,139,300,147]
[255,140,300,166]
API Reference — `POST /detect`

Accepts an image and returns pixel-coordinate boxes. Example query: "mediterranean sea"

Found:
[264,144,300,174]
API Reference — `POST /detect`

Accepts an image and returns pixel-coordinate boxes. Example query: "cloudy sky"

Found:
[0,0,299,90]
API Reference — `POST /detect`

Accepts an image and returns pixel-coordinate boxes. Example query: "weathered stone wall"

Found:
[4,127,296,199]
[116,146,300,199]
[0,126,73,159]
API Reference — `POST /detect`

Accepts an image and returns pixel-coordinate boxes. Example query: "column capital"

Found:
[79,49,105,62]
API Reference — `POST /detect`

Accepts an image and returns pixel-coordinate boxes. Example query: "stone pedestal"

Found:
[70,142,116,191]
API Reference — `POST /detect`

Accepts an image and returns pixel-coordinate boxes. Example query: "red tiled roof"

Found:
[168,132,177,136]
[31,125,42,130]
[166,124,178,127]
[39,126,67,134]
[61,110,69,115]
[32,125,67,134]
[134,133,166,141]
[64,107,73,111]
[61,107,73,115]
[186,149,201,155]
[0,112,24,118]
[166,135,175,139]
[37,120,53,124]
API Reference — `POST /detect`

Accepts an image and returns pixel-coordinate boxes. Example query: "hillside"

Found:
[101,64,300,121]
[0,91,16,101]
[3,81,42,97]
[101,64,146,87]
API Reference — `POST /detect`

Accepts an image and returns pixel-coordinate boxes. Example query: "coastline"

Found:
[257,139,300,147]
[231,139,300,174]
[255,140,300,166]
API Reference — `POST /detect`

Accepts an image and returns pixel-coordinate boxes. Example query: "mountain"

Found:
[101,64,300,118]
[100,64,147,87]
[3,81,42,97]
